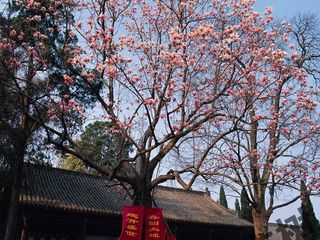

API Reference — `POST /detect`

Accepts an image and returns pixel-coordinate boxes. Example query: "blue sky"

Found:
[253,0,320,223]
[254,0,320,19]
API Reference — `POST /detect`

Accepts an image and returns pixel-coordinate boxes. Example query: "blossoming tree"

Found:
[0,0,79,238]
[1,0,316,239]
[173,12,320,240]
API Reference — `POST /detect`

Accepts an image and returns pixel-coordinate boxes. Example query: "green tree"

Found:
[301,181,320,240]
[219,185,228,209]
[240,188,253,223]
[235,198,241,217]
[0,1,78,238]
[58,155,86,172]
[58,121,132,173]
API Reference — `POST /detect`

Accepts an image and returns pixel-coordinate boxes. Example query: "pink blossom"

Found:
[227,89,235,95]
[172,125,180,132]
[63,74,74,86]
[9,30,16,36]
[144,98,157,105]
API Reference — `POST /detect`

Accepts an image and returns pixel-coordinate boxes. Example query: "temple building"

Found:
[0,165,254,240]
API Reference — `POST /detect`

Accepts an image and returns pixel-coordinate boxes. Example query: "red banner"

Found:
[145,208,165,240]
[118,206,144,240]
[118,206,176,240]
[165,227,176,240]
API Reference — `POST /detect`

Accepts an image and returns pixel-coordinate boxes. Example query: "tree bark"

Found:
[252,208,269,240]
[133,181,152,207]
[4,142,25,240]
[4,163,23,240]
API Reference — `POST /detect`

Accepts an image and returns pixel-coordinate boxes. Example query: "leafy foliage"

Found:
[58,121,132,173]
[0,1,82,238]
[58,155,86,172]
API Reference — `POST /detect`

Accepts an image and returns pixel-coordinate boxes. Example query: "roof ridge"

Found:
[25,163,109,180]
[21,165,253,227]
[26,164,211,196]
[201,194,232,213]
[155,185,207,195]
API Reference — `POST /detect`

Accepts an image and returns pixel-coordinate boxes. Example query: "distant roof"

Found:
[20,165,252,227]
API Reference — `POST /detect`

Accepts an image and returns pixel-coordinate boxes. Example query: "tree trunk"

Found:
[133,181,152,207]
[252,208,269,240]
[131,181,152,240]
[133,152,153,207]
[4,145,25,240]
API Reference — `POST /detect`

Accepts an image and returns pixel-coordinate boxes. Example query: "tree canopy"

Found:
[58,121,133,173]
[0,1,79,238]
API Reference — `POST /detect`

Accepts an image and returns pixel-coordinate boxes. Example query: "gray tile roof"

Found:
[20,165,252,227]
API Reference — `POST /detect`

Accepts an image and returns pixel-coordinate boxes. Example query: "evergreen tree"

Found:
[0,1,79,238]
[301,181,320,240]
[219,185,228,209]
[235,198,241,217]
[240,188,253,223]
[58,121,132,173]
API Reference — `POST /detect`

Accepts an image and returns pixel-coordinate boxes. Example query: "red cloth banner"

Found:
[145,208,165,240]
[118,206,176,240]
[165,227,176,240]
[118,206,144,240]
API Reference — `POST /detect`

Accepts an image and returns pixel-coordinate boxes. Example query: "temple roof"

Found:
[20,165,252,227]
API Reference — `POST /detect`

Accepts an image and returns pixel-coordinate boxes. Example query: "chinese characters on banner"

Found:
[145,208,164,240]
[118,206,176,240]
[118,206,144,240]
